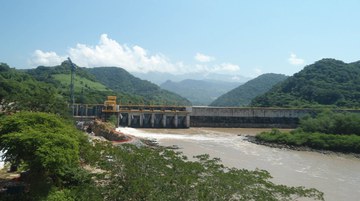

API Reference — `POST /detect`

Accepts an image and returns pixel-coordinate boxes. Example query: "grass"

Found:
[53,74,111,92]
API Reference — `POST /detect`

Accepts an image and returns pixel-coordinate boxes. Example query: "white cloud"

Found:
[254,68,263,76]
[29,50,67,66]
[194,63,240,74]
[68,34,180,74]
[230,76,241,81]
[29,34,241,75]
[288,53,305,65]
[29,34,180,74]
[214,63,240,73]
[194,53,215,62]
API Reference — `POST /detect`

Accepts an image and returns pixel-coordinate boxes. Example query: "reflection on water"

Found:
[117,127,360,201]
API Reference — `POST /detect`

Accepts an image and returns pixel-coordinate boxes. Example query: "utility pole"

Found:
[68,57,76,116]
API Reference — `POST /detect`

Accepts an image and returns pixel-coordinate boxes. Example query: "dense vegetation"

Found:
[251,59,360,108]
[256,110,360,153]
[300,110,360,135]
[0,112,91,200]
[0,63,68,115]
[0,112,324,200]
[26,61,145,104]
[210,73,287,107]
[2,60,191,107]
[86,67,191,106]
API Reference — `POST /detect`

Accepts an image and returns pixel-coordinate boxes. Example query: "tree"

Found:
[251,59,360,108]
[0,112,89,198]
[0,65,69,115]
[89,143,324,201]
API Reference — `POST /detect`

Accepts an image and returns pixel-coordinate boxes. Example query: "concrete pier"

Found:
[115,106,191,128]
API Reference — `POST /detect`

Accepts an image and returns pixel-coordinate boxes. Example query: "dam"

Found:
[72,96,191,128]
[72,96,360,128]
[190,107,313,128]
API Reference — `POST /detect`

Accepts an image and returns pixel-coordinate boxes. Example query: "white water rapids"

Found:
[116,127,360,201]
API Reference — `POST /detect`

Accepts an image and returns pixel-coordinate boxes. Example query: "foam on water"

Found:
[0,152,4,169]
[116,127,237,142]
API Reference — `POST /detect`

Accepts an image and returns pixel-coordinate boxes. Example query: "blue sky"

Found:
[1,0,359,78]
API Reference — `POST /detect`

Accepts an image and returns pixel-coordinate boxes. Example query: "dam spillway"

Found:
[72,104,192,128]
[116,106,191,128]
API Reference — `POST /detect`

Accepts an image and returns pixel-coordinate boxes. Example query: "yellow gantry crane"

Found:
[102,96,118,112]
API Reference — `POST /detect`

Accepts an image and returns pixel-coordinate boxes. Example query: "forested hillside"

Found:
[0,61,190,111]
[87,67,191,105]
[26,61,144,105]
[251,59,360,108]
[210,73,288,107]
[0,63,68,115]
[160,79,240,105]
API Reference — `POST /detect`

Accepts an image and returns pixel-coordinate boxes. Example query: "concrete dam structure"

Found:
[73,104,311,128]
[116,107,191,128]
[72,96,191,128]
[72,97,360,128]
[190,107,314,128]
[73,105,191,128]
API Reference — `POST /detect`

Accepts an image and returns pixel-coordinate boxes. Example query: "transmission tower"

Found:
[68,57,76,115]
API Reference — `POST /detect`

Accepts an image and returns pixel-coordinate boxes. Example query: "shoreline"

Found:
[244,135,360,159]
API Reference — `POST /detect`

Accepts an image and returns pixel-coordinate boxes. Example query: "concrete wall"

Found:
[191,107,314,118]
[190,107,315,128]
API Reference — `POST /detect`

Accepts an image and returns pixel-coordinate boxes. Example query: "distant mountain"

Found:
[134,72,251,85]
[160,79,240,106]
[210,73,288,107]
[86,67,191,106]
[251,59,360,108]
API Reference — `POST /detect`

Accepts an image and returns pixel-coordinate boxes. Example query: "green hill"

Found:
[160,79,240,105]
[26,61,143,104]
[210,73,288,107]
[23,61,190,106]
[52,74,110,92]
[251,59,360,108]
[86,67,191,105]
[0,63,68,114]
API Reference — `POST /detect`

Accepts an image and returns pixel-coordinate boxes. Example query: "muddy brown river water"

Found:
[117,127,360,201]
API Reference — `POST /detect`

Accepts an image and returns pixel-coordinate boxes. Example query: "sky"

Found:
[1,0,360,79]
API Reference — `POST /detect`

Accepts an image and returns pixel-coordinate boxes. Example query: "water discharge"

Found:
[117,127,360,201]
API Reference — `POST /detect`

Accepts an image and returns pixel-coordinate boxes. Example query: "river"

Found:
[117,127,360,201]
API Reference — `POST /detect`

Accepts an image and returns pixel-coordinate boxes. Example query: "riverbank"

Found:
[245,135,360,159]
[84,119,160,147]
